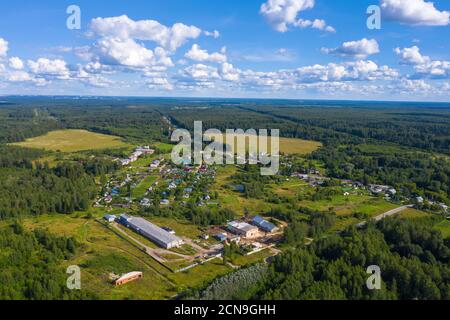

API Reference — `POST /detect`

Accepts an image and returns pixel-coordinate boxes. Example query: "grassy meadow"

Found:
[205,133,322,155]
[12,129,129,152]
[16,212,233,300]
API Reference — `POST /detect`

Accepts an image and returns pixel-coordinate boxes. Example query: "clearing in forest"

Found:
[12,129,128,152]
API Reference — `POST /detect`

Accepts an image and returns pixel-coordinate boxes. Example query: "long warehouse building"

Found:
[119,214,184,249]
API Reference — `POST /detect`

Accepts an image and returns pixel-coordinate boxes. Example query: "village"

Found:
[92,144,449,286]
[91,145,287,285]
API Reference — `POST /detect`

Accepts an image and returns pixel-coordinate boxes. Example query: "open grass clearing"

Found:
[205,133,322,155]
[434,220,450,238]
[12,129,128,153]
[132,175,158,198]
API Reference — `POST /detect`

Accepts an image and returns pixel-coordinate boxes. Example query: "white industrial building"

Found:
[119,214,184,249]
[228,221,259,238]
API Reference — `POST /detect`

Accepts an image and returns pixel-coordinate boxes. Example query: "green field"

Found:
[12,129,128,152]
[155,142,175,153]
[132,175,158,198]
[398,208,432,219]
[205,133,322,155]
[435,220,450,238]
[279,137,322,155]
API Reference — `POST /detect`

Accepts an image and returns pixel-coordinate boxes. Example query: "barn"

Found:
[119,214,184,249]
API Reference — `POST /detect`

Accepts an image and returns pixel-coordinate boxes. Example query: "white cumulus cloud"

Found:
[294,18,335,32]
[260,0,334,33]
[204,30,220,38]
[185,44,227,63]
[381,0,450,26]
[27,58,70,80]
[322,38,380,59]
[395,46,450,79]
[9,57,24,70]
[394,46,430,65]
[0,38,8,57]
[89,15,202,51]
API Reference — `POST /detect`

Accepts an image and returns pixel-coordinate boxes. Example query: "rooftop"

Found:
[253,216,277,232]
[127,217,182,245]
[228,221,258,232]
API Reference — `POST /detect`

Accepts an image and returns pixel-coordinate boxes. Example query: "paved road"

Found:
[356,205,414,228]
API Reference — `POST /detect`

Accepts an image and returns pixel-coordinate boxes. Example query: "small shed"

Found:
[215,234,227,242]
[104,214,116,223]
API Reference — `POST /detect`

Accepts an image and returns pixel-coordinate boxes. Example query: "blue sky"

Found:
[0,0,449,101]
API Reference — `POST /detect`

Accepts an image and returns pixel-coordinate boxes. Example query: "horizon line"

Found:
[1,94,450,105]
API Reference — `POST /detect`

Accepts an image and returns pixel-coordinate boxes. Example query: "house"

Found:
[228,235,241,243]
[140,198,151,207]
[160,199,170,206]
[135,146,154,154]
[113,272,143,286]
[388,189,397,195]
[130,151,143,161]
[215,234,227,242]
[104,195,113,204]
[120,159,131,166]
[228,221,259,238]
[416,196,424,204]
[104,214,116,223]
[252,216,279,233]
[150,160,161,169]
[252,242,263,250]
[201,234,210,240]
[168,182,177,190]
[354,182,364,189]
[369,184,390,194]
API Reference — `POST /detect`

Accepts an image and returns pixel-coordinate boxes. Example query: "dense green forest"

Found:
[0,147,98,219]
[0,222,94,299]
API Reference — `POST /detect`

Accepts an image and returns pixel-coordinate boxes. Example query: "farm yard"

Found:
[19,212,233,300]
